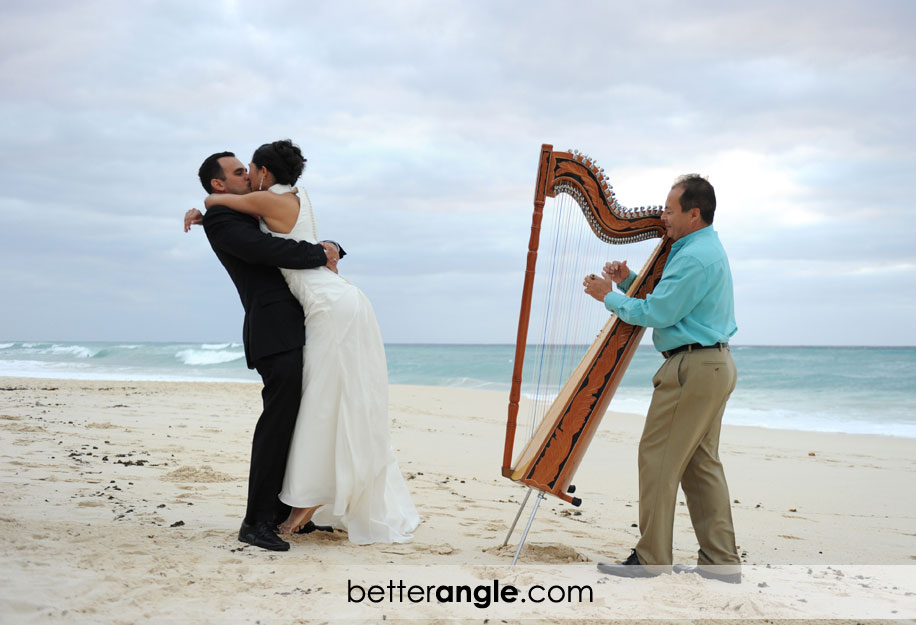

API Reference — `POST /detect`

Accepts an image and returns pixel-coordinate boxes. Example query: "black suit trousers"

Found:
[246,347,303,524]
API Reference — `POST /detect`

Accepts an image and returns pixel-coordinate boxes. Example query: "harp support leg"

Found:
[502,487,533,548]
[510,489,546,567]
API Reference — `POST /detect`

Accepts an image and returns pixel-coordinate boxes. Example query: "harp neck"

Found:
[542,146,667,245]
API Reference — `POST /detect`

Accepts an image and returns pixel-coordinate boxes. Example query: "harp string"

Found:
[519,192,611,456]
[515,191,656,464]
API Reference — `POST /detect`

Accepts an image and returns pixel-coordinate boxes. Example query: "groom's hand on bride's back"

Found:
[183,208,203,232]
[320,241,340,273]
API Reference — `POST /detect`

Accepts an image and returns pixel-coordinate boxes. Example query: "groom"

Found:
[187,151,342,551]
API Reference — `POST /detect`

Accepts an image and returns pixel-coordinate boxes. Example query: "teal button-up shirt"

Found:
[603,226,737,353]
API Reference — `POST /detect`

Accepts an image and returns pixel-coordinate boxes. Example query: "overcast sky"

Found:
[1,0,913,345]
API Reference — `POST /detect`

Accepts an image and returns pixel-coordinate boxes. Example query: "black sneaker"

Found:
[596,549,666,578]
[295,521,334,535]
[238,520,290,551]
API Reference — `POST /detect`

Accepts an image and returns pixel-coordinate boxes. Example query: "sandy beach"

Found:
[1,377,913,623]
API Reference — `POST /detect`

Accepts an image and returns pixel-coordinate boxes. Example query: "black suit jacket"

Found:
[202,206,333,369]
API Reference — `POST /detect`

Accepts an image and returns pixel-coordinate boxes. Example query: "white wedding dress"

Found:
[263,184,419,544]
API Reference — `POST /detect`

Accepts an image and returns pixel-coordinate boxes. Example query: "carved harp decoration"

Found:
[502,144,673,505]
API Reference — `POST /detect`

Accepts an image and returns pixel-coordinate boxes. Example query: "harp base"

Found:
[510,476,582,506]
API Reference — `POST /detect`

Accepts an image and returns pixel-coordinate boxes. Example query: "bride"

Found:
[203,139,419,544]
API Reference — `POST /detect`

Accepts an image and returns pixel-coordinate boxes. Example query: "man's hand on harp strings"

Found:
[585,259,630,301]
[603,260,630,284]
[583,272,614,301]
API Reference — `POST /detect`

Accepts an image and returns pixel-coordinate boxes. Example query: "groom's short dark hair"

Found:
[198,151,235,193]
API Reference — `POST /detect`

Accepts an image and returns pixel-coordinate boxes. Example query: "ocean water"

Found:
[0,342,913,439]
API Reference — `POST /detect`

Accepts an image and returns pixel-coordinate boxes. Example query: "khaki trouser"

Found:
[635,345,740,567]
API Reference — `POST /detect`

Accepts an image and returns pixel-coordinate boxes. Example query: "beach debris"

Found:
[808,452,816,456]
[170,520,185,528]
[114,459,147,466]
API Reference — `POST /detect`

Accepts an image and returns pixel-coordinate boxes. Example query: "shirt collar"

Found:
[672,224,714,253]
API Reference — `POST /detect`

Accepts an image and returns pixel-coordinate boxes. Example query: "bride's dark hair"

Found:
[251,139,306,185]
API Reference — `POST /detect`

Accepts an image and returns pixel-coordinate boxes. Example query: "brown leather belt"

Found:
[662,342,729,359]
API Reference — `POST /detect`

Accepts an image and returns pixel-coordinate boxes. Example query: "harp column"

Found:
[502,144,555,478]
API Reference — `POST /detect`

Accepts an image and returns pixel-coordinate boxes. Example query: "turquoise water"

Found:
[0,342,913,438]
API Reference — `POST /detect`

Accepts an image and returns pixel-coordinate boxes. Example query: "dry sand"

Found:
[0,377,914,623]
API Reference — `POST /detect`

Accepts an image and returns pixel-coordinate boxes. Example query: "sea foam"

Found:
[175,348,244,366]
[47,344,98,358]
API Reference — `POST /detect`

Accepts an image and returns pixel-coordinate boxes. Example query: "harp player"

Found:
[583,175,740,583]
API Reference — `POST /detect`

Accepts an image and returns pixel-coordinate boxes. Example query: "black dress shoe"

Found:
[295,520,334,535]
[673,564,741,584]
[596,549,665,578]
[238,520,290,552]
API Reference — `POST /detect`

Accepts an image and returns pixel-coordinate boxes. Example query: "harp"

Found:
[501,145,672,560]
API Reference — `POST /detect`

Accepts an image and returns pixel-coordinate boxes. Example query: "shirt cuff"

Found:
[618,272,637,293]
[604,291,625,313]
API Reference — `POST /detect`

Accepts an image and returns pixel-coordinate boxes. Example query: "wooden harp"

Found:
[502,144,673,505]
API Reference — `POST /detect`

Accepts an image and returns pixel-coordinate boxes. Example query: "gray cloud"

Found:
[1,0,913,345]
